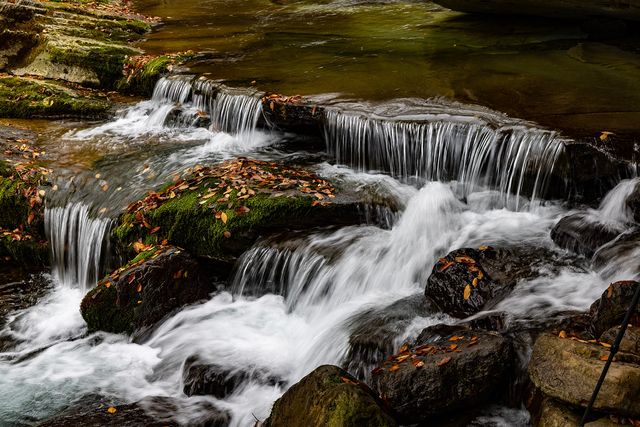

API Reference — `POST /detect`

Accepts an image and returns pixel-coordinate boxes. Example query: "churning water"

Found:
[0,78,637,426]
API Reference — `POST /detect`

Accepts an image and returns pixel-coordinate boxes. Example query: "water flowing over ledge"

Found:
[324,102,567,206]
[45,202,114,289]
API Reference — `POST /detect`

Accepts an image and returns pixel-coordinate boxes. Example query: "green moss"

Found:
[0,77,110,119]
[117,53,192,96]
[0,235,49,267]
[0,176,29,230]
[81,284,134,334]
[0,160,10,177]
[114,177,315,260]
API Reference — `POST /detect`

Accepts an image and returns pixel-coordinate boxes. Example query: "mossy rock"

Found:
[118,54,192,97]
[81,246,219,335]
[264,365,396,427]
[113,159,365,261]
[0,76,110,119]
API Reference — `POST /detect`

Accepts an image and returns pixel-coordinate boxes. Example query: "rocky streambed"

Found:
[1,0,640,426]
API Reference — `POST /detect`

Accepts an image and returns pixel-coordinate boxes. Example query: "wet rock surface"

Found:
[425,246,572,318]
[182,356,281,398]
[81,246,220,335]
[264,365,396,427]
[372,324,512,424]
[529,333,640,419]
[343,294,438,381]
[551,213,620,257]
[35,395,230,427]
[589,280,640,339]
[600,325,640,356]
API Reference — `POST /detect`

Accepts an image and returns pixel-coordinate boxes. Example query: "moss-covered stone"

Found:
[113,159,364,261]
[0,76,110,118]
[118,54,191,97]
[264,365,396,427]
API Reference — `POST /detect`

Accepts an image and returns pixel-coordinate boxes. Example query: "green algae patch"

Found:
[264,365,396,427]
[113,159,358,261]
[0,76,111,119]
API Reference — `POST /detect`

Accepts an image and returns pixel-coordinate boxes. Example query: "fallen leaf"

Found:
[136,283,142,293]
[107,407,117,414]
[340,376,357,385]
[388,364,400,373]
[372,367,384,376]
[173,270,184,279]
[472,277,479,287]
[221,212,228,224]
[396,354,410,363]
[438,260,455,273]
[559,330,567,338]
[399,344,409,353]
[27,212,35,225]
[449,344,458,351]
[150,226,161,234]
[449,336,465,341]
[436,357,452,367]
[412,359,425,368]
[599,355,609,361]
[463,284,471,300]
[455,255,476,265]
[223,231,231,239]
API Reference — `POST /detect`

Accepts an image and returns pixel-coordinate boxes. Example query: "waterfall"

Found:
[324,108,565,206]
[152,76,262,135]
[45,203,114,289]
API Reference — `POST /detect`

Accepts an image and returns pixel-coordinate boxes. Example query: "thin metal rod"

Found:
[580,283,640,426]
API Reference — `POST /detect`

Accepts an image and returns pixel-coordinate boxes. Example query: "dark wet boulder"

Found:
[425,246,566,318]
[113,159,370,262]
[260,94,324,138]
[81,246,221,335]
[372,324,512,424]
[264,365,396,427]
[35,395,229,427]
[529,333,640,418]
[182,356,280,398]
[550,213,619,257]
[342,294,438,381]
[601,325,640,356]
[589,280,640,339]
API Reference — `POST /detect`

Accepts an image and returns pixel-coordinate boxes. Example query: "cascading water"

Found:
[45,202,114,289]
[324,107,566,208]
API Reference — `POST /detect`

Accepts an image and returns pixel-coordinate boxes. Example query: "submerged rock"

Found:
[36,395,229,427]
[81,246,220,335]
[550,213,620,257]
[343,294,438,381]
[589,280,640,339]
[529,333,640,418]
[264,365,396,427]
[113,159,369,261]
[372,324,512,424]
[425,246,567,318]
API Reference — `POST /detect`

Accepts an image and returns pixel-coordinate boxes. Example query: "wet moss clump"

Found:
[118,53,194,96]
[0,77,111,119]
[113,159,351,261]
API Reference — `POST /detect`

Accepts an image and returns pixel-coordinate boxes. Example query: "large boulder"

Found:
[550,213,620,257]
[81,246,220,335]
[534,397,621,427]
[425,246,569,318]
[372,324,512,424]
[264,365,396,427]
[182,356,280,398]
[529,333,640,418]
[113,159,370,261]
[600,325,640,356]
[342,294,438,382]
[589,280,640,339]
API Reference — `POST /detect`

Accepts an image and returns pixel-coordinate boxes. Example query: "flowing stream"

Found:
[0,75,639,426]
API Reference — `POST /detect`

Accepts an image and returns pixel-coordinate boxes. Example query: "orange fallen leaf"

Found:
[221,212,228,224]
[463,284,471,300]
[136,283,142,293]
[371,367,384,376]
[340,376,357,385]
[388,364,401,372]
[398,344,409,353]
[438,260,455,273]
[107,407,117,414]
[396,354,410,363]
[150,226,161,234]
[558,330,567,338]
[412,359,425,368]
[436,357,452,367]
[449,336,465,341]
[449,344,458,351]
[455,255,476,265]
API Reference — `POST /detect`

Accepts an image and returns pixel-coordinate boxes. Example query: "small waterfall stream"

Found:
[0,75,638,427]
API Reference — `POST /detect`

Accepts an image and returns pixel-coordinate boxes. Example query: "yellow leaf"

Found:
[107,407,117,414]
[221,212,228,224]
[463,284,471,300]
[472,277,479,287]
[558,330,567,338]
[599,131,614,142]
